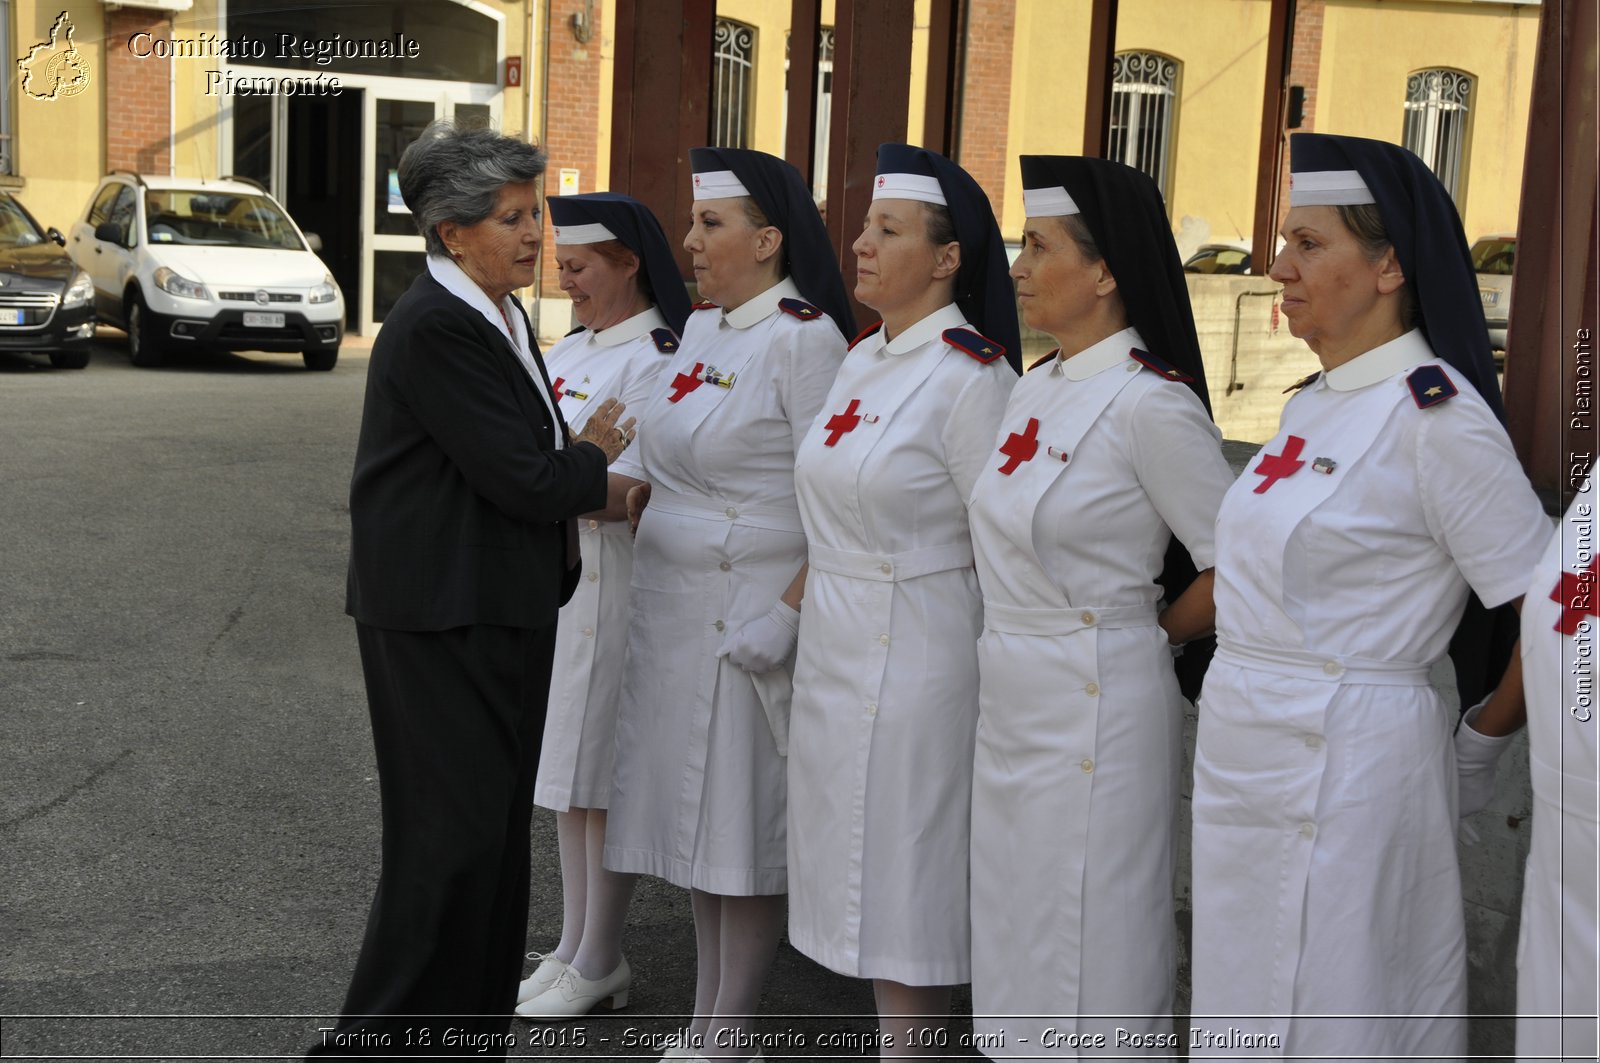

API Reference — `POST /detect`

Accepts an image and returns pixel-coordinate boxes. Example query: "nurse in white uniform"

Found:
[515,192,690,1020]
[603,147,853,1060]
[967,155,1234,1056]
[1189,132,1550,1059]
[1510,476,1596,1062]
[787,143,1019,1055]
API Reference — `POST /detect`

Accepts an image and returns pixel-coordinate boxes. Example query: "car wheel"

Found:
[302,345,338,371]
[49,348,90,369]
[126,292,166,367]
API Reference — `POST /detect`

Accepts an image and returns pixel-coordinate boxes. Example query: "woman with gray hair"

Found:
[314,120,635,1056]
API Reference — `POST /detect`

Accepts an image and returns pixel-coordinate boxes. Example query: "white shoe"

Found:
[515,955,631,1020]
[515,951,568,1005]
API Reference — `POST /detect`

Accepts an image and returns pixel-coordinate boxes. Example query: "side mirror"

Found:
[46,226,65,247]
[304,232,322,253]
[93,221,124,245]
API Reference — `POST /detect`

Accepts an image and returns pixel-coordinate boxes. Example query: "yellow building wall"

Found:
[1002,0,1273,242]
[1116,0,1273,244]
[14,1,107,231]
[1318,0,1538,241]
[716,0,929,167]
[1003,0,1093,236]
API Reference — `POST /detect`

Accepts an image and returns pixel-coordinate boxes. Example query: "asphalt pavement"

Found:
[0,331,980,1062]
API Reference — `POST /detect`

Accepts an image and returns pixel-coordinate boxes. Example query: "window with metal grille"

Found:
[712,18,757,150]
[1109,50,1179,199]
[783,27,834,199]
[1403,68,1473,205]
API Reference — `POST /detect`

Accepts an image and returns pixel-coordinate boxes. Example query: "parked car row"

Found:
[0,191,95,368]
[0,172,344,371]
[1183,233,1517,363]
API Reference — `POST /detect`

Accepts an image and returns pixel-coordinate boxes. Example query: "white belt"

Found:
[808,541,973,582]
[983,600,1157,636]
[1216,638,1431,686]
[647,488,803,534]
[1531,755,1600,824]
[576,517,629,539]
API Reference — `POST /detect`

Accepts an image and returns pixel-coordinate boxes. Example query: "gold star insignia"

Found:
[1425,385,1443,397]
[1167,369,1181,377]
[981,346,993,354]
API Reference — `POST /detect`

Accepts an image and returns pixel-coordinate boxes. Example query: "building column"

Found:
[540,0,605,309]
[104,7,171,174]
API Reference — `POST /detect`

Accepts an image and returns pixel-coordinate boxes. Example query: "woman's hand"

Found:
[626,482,651,536]
[717,601,801,673]
[573,397,637,464]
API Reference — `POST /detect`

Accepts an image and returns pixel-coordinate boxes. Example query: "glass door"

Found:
[368,98,437,329]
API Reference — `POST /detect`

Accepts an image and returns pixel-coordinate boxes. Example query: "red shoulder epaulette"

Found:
[691,300,718,311]
[942,328,1006,365]
[849,322,884,351]
[1128,348,1194,383]
[779,297,824,321]
[1026,349,1059,373]
[1407,364,1458,409]
[1282,371,1320,394]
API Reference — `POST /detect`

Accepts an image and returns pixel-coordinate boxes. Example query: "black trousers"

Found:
[311,621,554,1058]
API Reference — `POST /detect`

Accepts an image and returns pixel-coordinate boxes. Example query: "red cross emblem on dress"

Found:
[997,417,1041,475]
[552,376,564,394]
[667,362,706,403]
[823,398,863,446]
[1551,556,1599,636]
[1251,434,1307,493]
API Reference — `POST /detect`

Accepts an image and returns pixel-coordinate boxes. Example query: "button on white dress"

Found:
[532,307,675,811]
[1191,330,1551,1057]
[1516,475,1595,1063]
[787,303,1015,984]
[965,327,1234,1052]
[603,278,846,895]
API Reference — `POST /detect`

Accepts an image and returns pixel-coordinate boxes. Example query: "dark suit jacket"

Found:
[346,271,608,632]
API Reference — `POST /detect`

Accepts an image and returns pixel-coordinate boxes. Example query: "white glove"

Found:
[1455,699,1514,820]
[717,602,801,674]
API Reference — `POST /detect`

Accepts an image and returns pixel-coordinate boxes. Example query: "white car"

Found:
[68,173,344,369]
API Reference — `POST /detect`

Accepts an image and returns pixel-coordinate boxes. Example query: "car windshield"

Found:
[144,190,305,250]
[1470,237,1516,276]
[0,196,46,248]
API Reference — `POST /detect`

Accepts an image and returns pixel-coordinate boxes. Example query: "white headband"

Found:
[691,169,752,200]
[871,172,947,206]
[551,221,617,245]
[1289,168,1376,207]
[1021,185,1080,218]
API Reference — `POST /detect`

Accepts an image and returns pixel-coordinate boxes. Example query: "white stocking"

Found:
[568,809,637,979]
[702,892,784,1061]
[550,809,588,963]
[873,980,951,1060]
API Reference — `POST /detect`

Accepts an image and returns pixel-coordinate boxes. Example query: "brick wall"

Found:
[104,8,171,174]
[957,0,1015,221]
[1279,0,1326,223]
[539,0,604,297]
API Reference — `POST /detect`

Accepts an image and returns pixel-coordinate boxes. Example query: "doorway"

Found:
[229,91,364,332]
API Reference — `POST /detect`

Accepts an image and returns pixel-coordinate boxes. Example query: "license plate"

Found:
[0,308,20,325]
[1479,288,1499,308]
[243,311,285,328]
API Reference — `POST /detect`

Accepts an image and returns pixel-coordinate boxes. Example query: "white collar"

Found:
[722,277,803,330]
[593,306,669,348]
[427,254,526,350]
[882,303,968,356]
[1055,326,1146,380]
[1322,329,1434,392]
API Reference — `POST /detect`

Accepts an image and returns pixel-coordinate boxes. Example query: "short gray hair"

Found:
[398,120,547,256]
